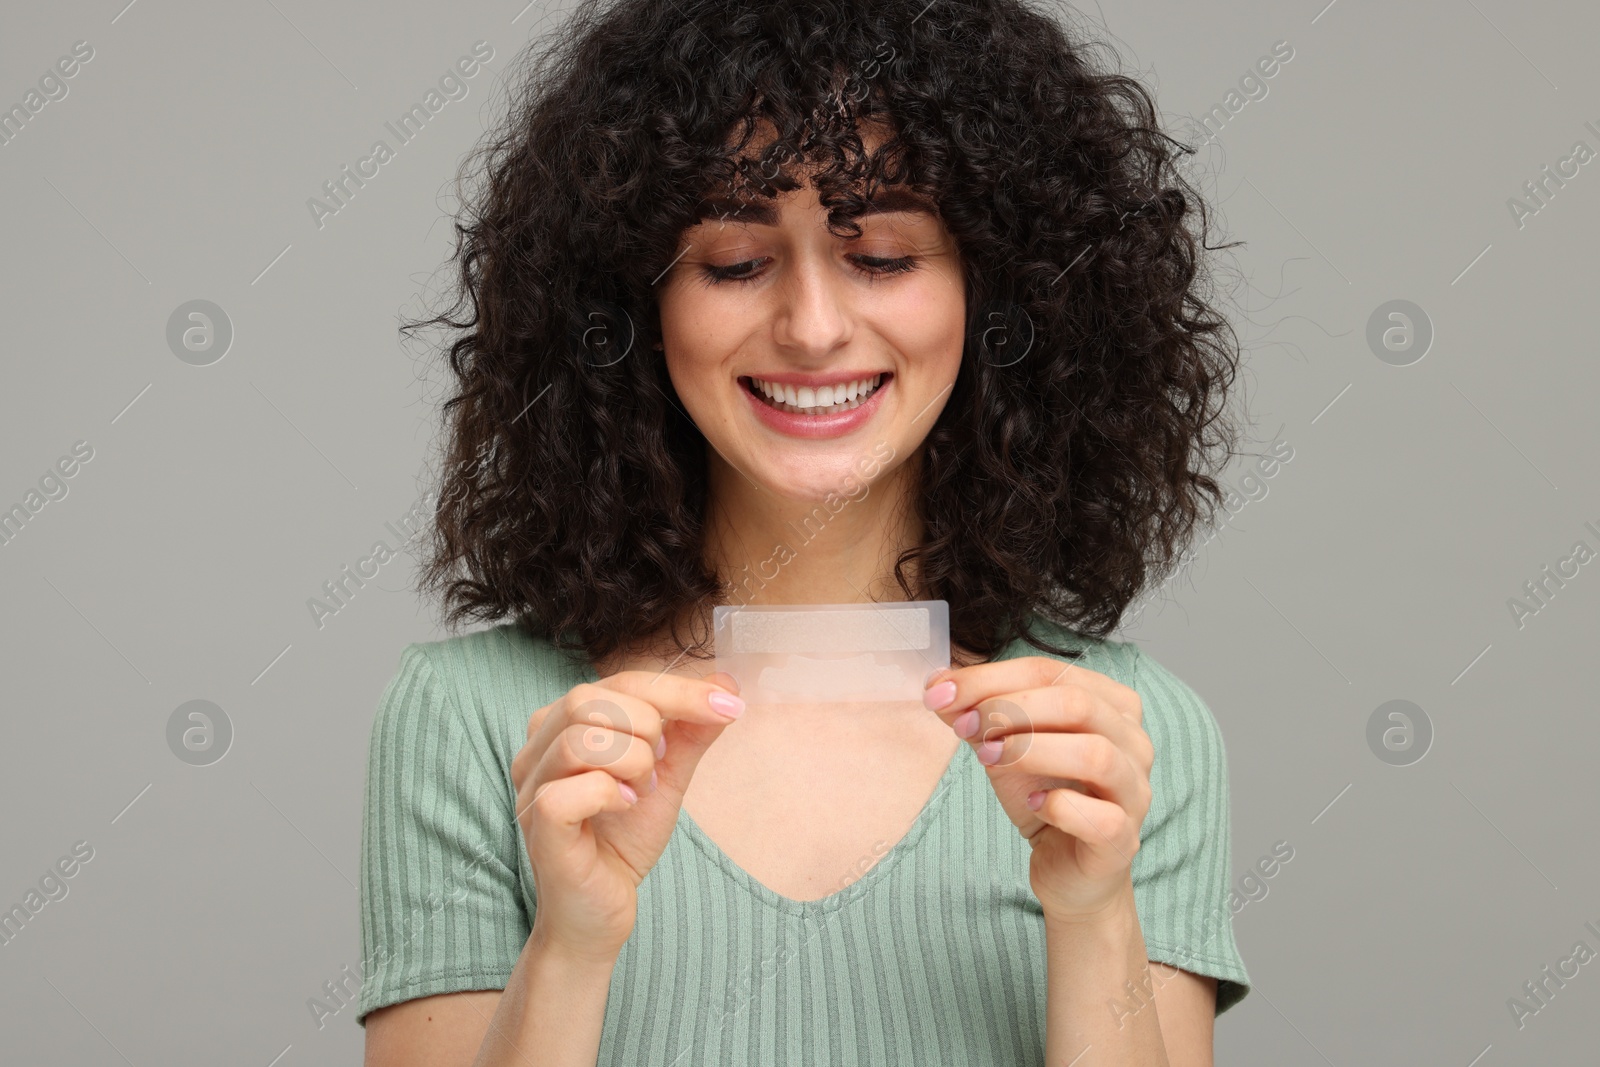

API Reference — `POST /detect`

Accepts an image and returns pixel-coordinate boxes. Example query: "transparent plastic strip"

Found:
[712,600,950,705]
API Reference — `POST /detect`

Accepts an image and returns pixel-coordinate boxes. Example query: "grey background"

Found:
[1,0,1595,1063]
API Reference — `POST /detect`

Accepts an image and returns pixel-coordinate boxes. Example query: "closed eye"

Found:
[697,254,919,286]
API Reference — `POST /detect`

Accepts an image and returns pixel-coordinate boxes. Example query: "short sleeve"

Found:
[1126,644,1252,1015]
[356,643,531,1023]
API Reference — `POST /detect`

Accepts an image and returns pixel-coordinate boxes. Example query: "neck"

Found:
[704,450,925,607]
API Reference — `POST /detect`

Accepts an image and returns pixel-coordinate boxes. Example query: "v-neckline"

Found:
[675,741,971,918]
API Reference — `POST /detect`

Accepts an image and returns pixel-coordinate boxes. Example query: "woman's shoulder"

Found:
[1009,614,1223,742]
[373,621,589,750]
[405,619,584,681]
[1003,613,1140,682]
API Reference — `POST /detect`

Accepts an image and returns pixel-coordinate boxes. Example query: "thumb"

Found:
[656,670,741,791]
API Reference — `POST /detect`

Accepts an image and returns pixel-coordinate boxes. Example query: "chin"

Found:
[744,441,901,507]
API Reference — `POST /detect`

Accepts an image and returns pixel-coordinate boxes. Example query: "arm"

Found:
[1041,886,1170,1067]
[1040,886,1217,1067]
[363,927,618,1067]
[364,992,500,1065]
[1149,968,1216,1066]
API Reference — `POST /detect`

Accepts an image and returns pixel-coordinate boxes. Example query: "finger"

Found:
[959,684,1148,769]
[705,670,740,696]
[593,671,746,726]
[978,731,1146,815]
[530,675,739,767]
[517,768,639,868]
[544,718,658,800]
[526,686,661,773]
[1027,786,1138,865]
[591,672,742,793]
[924,656,1140,726]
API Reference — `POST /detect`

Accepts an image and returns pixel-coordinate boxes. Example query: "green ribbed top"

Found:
[357,618,1250,1061]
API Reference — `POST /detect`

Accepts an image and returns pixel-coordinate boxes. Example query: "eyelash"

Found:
[698,254,918,286]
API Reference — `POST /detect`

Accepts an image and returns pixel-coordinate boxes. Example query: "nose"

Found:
[769,254,853,362]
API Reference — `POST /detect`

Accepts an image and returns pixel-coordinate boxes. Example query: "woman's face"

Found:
[657,165,965,505]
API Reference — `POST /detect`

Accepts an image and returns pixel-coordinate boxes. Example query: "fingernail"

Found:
[924,680,957,711]
[1027,789,1046,810]
[709,692,745,719]
[619,781,639,803]
[649,769,659,793]
[953,709,979,739]
[654,734,667,759]
[976,740,1003,766]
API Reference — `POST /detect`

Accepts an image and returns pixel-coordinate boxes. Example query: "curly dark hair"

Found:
[406,0,1246,667]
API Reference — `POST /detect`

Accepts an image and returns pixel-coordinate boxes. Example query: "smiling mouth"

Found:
[741,373,890,415]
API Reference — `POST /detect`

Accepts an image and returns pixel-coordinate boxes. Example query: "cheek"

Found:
[927,269,968,358]
[661,335,749,454]
[887,288,965,382]
[663,354,725,436]
[876,267,960,358]
[660,315,731,413]
[661,350,698,405]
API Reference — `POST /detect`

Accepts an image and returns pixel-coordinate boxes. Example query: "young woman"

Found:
[357,0,1251,1063]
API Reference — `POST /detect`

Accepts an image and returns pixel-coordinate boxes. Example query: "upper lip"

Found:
[740,370,892,388]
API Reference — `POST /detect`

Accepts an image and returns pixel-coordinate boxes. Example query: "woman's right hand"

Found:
[511,670,746,962]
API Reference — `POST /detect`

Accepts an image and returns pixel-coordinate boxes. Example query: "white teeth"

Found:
[748,374,885,415]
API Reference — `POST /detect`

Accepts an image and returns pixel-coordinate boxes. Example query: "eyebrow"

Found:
[690,187,940,228]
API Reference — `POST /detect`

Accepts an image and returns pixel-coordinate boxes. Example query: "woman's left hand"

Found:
[924,657,1154,923]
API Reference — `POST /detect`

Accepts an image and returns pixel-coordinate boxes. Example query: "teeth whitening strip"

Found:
[712,600,950,704]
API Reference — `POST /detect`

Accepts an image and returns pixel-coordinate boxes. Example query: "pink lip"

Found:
[741,373,892,439]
